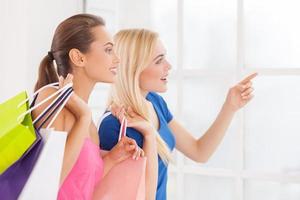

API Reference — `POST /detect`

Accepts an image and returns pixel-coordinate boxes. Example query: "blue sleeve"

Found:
[152,93,173,123]
[98,115,120,150]
[98,114,144,150]
[160,96,173,123]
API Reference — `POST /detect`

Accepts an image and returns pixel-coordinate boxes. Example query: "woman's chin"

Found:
[97,77,114,84]
[153,86,168,93]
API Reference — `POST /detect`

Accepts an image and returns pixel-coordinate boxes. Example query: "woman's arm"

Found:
[170,73,257,163]
[141,132,158,200]
[169,104,234,162]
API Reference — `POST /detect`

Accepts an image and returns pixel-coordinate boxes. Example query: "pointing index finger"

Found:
[239,73,258,84]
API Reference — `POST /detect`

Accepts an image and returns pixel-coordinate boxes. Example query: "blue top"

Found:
[98,92,176,200]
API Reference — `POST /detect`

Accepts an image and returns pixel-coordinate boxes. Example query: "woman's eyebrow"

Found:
[153,54,164,61]
[104,42,114,46]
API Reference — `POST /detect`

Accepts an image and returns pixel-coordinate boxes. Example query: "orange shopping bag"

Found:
[93,116,146,200]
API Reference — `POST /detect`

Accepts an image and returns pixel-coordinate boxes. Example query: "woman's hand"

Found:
[58,74,92,120]
[106,136,144,163]
[110,104,156,137]
[224,73,258,112]
[102,136,144,177]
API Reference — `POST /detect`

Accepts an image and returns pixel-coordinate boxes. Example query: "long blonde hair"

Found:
[109,29,172,164]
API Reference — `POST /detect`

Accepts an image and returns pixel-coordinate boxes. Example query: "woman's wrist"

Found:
[102,153,118,177]
[103,153,117,168]
[221,101,237,119]
[141,125,156,137]
[144,134,156,141]
[223,100,237,114]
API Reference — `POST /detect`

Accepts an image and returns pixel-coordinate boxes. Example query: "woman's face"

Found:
[84,25,119,83]
[139,39,172,94]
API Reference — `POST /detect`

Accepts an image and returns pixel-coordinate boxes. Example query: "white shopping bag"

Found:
[18,129,67,200]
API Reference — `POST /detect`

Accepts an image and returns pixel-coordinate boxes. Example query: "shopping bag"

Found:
[0,83,73,200]
[0,91,36,174]
[19,86,73,200]
[93,114,146,200]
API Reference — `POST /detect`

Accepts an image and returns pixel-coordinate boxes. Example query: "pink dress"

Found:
[57,138,103,200]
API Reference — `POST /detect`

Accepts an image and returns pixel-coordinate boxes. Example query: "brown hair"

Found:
[34,14,105,91]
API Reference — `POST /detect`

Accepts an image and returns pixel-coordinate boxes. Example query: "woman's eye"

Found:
[105,48,113,54]
[155,59,163,64]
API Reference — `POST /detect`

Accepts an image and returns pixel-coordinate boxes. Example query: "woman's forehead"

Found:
[92,26,113,45]
[153,40,166,55]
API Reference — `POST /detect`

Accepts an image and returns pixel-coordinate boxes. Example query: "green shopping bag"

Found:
[0,91,36,174]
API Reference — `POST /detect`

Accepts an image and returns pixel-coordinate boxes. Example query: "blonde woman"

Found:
[98,29,257,200]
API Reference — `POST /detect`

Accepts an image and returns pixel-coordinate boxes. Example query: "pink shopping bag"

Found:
[93,117,146,200]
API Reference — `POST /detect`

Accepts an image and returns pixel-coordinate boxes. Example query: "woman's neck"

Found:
[141,89,149,98]
[72,70,95,103]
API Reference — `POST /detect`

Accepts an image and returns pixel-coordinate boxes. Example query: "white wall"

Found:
[0,0,83,102]
[117,0,152,29]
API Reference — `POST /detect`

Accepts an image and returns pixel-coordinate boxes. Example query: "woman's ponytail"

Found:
[34,53,58,91]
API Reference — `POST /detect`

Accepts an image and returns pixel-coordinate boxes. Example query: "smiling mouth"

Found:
[160,75,168,82]
[109,67,117,75]
[160,74,169,81]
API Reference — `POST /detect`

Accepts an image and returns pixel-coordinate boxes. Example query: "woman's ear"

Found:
[69,48,87,68]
